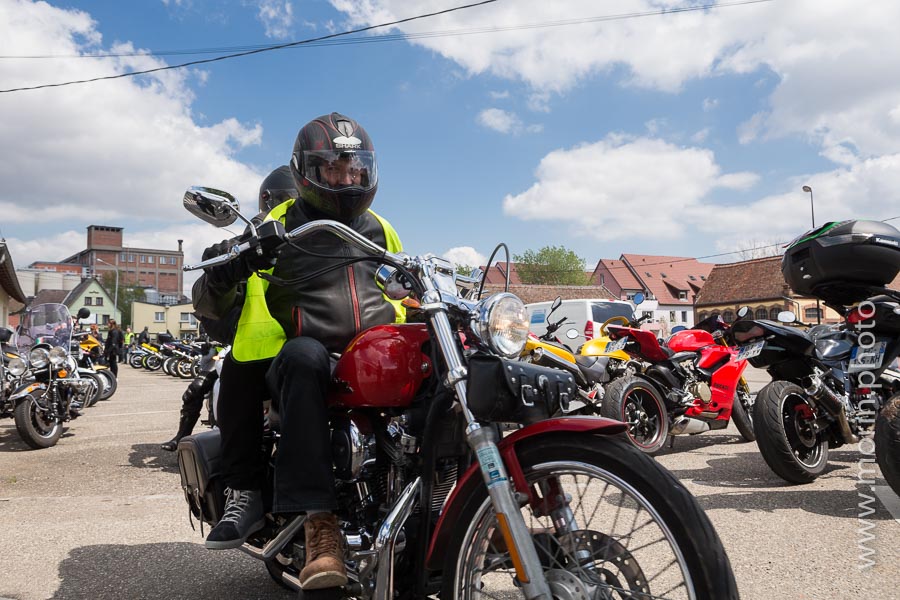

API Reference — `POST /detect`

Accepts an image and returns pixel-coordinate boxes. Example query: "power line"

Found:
[0,0,498,94]
[0,0,774,92]
[0,0,773,60]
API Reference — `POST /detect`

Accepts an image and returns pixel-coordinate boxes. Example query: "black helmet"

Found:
[259,165,297,213]
[290,112,377,222]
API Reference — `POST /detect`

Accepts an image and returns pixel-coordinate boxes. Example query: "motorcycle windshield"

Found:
[16,303,73,353]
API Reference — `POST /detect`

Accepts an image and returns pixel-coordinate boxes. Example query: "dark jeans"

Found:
[219,336,334,513]
[105,352,119,377]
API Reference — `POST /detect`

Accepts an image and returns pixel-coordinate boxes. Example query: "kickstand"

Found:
[668,435,675,450]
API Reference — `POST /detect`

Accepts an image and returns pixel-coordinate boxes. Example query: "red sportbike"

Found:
[175,187,738,600]
[602,311,756,454]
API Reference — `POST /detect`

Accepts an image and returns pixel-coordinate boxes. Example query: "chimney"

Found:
[177,239,183,252]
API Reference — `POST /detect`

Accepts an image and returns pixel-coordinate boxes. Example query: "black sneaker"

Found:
[205,488,265,550]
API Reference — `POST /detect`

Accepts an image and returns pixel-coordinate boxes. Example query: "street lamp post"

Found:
[801,185,821,324]
[96,257,119,323]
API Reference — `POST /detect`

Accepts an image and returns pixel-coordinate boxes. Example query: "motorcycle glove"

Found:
[202,221,284,289]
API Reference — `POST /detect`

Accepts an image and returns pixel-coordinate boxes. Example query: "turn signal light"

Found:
[57,370,68,378]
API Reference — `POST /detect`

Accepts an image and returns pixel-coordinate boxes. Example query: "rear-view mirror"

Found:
[183,186,240,227]
[737,306,750,319]
[565,328,579,339]
[633,292,645,306]
[76,307,91,320]
[777,310,796,323]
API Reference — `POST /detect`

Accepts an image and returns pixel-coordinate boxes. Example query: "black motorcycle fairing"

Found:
[574,355,611,384]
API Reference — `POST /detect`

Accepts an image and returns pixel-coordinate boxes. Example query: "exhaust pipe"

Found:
[805,377,858,444]
[531,347,586,385]
[670,416,710,435]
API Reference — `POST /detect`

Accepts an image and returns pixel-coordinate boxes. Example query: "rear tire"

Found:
[143,354,163,371]
[600,375,669,455]
[442,433,738,599]
[754,380,828,483]
[875,394,900,498]
[14,393,62,449]
[129,353,144,369]
[731,379,756,442]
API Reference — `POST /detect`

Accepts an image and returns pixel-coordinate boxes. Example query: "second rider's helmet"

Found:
[258,165,297,213]
[290,112,377,223]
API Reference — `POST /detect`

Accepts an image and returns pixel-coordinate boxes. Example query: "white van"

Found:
[526,298,635,351]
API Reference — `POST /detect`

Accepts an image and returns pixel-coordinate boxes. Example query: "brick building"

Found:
[60,225,185,297]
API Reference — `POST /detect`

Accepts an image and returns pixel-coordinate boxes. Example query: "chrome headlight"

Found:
[471,293,529,357]
[29,348,50,369]
[49,346,68,367]
[8,357,27,377]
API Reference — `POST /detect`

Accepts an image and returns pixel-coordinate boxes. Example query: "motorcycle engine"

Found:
[331,415,376,481]
[686,380,712,403]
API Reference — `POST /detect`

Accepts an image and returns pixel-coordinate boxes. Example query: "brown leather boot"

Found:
[298,513,347,590]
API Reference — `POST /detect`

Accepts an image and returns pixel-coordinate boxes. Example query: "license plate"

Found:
[736,341,765,361]
[606,338,628,353]
[849,341,888,372]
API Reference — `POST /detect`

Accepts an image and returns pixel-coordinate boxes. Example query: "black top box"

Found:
[782,220,900,305]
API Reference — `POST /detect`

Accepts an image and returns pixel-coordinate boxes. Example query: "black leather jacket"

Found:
[192,201,400,354]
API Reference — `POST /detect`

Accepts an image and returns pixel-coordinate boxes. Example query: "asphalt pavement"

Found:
[0,366,898,600]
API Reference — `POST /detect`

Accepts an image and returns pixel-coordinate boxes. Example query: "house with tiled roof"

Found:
[590,254,714,331]
[1,241,28,328]
[694,256,841,324]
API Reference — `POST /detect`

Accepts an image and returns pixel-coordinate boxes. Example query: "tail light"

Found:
[584,321,594,341]
[846,307,874,325]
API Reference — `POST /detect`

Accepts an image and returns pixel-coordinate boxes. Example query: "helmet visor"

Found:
[302,150,377,192]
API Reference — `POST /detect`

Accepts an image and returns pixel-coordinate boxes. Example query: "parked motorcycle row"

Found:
[128,337,207,379]
[523,220,900,503]
[1,304,118,449]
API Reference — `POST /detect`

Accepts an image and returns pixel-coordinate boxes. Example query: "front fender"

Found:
[425,416,625,570]
[9,381,47,403]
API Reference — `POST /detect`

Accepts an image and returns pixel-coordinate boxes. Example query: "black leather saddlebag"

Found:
[177,429,225,526]
[467,354,576,424]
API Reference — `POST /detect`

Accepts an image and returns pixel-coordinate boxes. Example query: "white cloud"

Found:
[443,246,487,270]
[691,127,710,143]
[702,97,719,112]
[331,1,900,159]
[692,153,900,243]
[489,90,510,100]
[477,108,541,135]
[255,0,294,39]
[0,0,263,230]
[477,108,520,133]
[503,135,757,240]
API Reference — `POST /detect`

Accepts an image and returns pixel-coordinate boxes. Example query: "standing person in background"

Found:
[104,320,124,377]
[137,326,150,346]
[123,327,134,361]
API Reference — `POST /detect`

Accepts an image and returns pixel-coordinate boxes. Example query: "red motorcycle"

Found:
[176,186,738,599]
[602,309,755,454]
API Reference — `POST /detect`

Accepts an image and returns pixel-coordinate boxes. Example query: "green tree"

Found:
[99,271,144,327]
[514,245,590,285]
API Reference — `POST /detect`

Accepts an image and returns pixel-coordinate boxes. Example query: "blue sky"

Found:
[2,0,899,292]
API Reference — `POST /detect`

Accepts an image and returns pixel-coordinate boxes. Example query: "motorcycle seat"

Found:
[574,355,611,384]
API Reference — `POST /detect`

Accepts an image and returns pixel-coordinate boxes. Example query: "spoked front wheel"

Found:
[443,433,738,599]
[14,393,63,449]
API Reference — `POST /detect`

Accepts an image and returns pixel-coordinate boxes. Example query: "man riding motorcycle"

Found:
[192,113,403,591]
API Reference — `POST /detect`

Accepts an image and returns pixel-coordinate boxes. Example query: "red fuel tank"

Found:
[668,329,715,353]
[328,324,432,408]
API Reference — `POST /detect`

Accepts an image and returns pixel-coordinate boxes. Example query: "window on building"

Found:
[678,291,688,300]
[154,311,165,322]
[119,253,126,262]
[600,274,605,285]
[669,310,676,322]
[698,312,708,320]
[140,255,147,263]
[95,297,103,306]
[689,275,697,281]
[128,254,135,262]
[147,256,154,264]
[681,311,688,322]
[102,314,109,325]
[755,307,769,320]
[179,312,191,322]
[805,307,823,320]
[770,307,781,320]
[84,297,93,306]
[644,272,653,278]
[723,310,734,323]
[643,311,654,319]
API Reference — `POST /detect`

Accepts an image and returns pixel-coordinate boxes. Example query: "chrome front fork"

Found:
[420,279,552,599]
